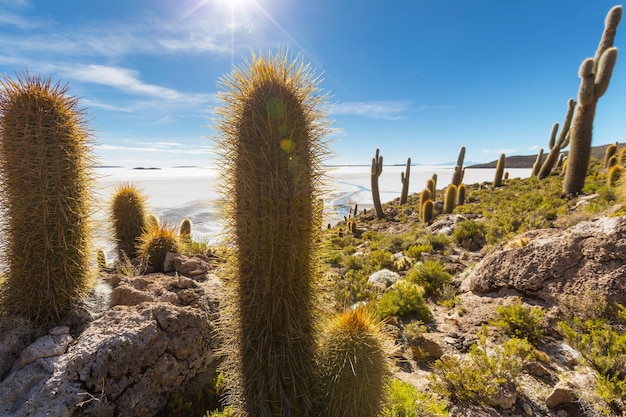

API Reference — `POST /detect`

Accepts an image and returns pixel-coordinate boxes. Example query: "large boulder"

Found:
[0,267,222,417]
[468,216,626,304]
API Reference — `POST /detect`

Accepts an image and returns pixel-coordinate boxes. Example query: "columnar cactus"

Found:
[451,146,466,186]
[371,148,385,219]
[531,148,544,177]
[422,199,434,224]
[563,6,622,196]
[110,183,148,260]
[457,183,467,206]
[0,73,94,323]
[426,177,436,202]
[608,164,624,187]
[215,51,330,417]
[317,308,389,417]
[179,217,192,243]
[619,147,626,166]
[538,99,575,179]
[604,143,618,169]
[400,157,411,205]
[443,185,457,214]
[494,153,506,188]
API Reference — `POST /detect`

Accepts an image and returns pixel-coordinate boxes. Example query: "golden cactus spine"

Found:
[400,157,411,205]
[215,51,329,417]
[317,308,389,417]
[110,183,148,260]
[538,98,575,179]
[0,74,94,324]
[371,148,385,219]
[564,6,621,196]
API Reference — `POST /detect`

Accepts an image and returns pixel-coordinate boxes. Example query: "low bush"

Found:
[373,281,431,321]
[405,260,452,297]
[490,297,545,345]
[380,379,448,417]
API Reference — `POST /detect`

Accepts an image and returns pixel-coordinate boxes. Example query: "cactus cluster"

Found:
[563,6,622,196]
[0,73,95,324]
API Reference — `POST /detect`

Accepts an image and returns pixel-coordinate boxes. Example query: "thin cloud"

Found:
[96,142,211,156]
[332,100,412,120]
[527,145,540,151]
[416,104,457,111]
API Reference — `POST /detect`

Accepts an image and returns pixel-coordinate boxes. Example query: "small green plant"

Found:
[380,379,448,417]
[405,260,452,297]
[110,183,149,259]
[490,297,545,345]
[405,243,433,259]
[425,233,450,251]
[369,249,395,271]
[332,269,373,308]
[374,280,431,321]
[431,327,531,404]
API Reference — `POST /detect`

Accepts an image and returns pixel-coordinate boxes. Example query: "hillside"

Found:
[469,142,624,169]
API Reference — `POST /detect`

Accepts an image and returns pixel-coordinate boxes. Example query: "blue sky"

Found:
[0,0,624,167]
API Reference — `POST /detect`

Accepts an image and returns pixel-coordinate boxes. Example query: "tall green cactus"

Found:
[538,99,575,179]
[451,146,466,186]
[494,153,506,188]
[400,157,411,205]
[0,73,94,324]
[564,6,622,196]
[215,51,330,417]
[371,148,385,219]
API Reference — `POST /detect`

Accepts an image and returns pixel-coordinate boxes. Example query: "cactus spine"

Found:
[371,148,385,219]
[494,153,506,187]
[137,224,181,273]
[443,185,457,214]
[215,51,329,417]
[538,99,575,179]
[317,308,389,417]
[564,6,622,196]
[400,157,411,205]
[451,146,466,186]
[0,74,94,323]
[110,183,148,260]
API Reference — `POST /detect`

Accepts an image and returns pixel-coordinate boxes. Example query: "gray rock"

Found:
[0,272,222,417]
[545,381,576,409]
[468,216,626,304]
[485,382,517,409]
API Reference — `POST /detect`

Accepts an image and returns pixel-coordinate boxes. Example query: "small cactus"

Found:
[608,164,624,187]
[110,183,148,260]
[457,183,467,206]
[443,185,457,214]
[604,143,618,168]
[371,148,385,219]
[137,224,181,273]
[564,6,621,196]
[400,157,411,205]
[494,153,506,187]
[179,217,192,243]
[317,308,389,417]
[422,199,434,224]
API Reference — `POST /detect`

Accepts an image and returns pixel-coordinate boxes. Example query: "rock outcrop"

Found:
[0,254,221,417]
[467,216,626,304]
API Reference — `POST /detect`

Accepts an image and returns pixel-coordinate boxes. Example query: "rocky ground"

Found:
[0,211,625,416]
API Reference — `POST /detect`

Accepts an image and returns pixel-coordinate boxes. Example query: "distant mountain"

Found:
[468,142,624,169]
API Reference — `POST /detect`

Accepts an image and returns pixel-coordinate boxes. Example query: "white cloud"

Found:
[527,145,540,151]
[416,104,457,111]
[96,142,210,156]
[332,100,412,120]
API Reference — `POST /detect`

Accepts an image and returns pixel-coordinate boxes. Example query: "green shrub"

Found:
[430,328,531,404]
[405,260,452,297]
[490,297,545,345]
[426,233,450,251]
[369,249,395,271]
[405,243,433,259]
[332,269,373,307]
[343,254,365,271]
[452,220,486,247]
[374,281,431,321]
[558,304,626,406]
[380,379,448,417]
